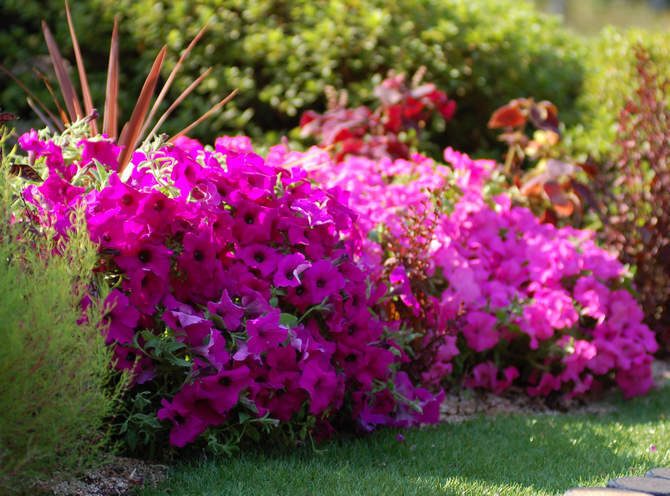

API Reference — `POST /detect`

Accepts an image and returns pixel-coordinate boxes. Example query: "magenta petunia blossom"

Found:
[246,311,289,354]
[157,384,226,447]
[102,290,140,345]
[207,289,244,330]
[78,136,122,170]
[238,244,281,278]
[19,130,65,174]
[302,259,345,304]
[298,359,339,415]
[273,252,311,287]
[265,346,301,388]
[115,240,173,280]
[199,366,252,415]
[462,311,499,352]
[465,362,519,394]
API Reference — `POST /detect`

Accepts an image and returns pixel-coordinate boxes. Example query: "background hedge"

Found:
[5,1,670,161]
[1,0,584,156]
[567,26,670,161]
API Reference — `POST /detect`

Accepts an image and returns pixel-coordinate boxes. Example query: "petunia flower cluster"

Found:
[17,129,443,449]
[267,143,658,400]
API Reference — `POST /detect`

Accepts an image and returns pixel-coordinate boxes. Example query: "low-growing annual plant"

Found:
[0,125,121,494]
[275,142,657,400]
[12,124,444,458]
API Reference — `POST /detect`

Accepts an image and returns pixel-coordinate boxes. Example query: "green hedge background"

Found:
[1,0,669,161]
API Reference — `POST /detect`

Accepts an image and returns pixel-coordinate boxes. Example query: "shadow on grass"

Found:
[140,387,670,496]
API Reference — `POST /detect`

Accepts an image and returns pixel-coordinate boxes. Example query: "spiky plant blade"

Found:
[117,45,168,179]
[0,64,64,130]
[103,17,120,138]
[41,20,83,122]
[142,67,213,146]
[64,0,97,135]
[26,98,57,134]
[170,88,239,141]
[140,20,210,139]
[34,69,70,126]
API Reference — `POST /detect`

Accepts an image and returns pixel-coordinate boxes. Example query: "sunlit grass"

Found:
[140,386,670,496]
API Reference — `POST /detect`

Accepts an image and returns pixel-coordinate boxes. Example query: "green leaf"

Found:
[280,313,299,328]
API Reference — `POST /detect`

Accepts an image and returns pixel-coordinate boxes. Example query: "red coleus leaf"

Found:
[437,99,456,120]
[529,100,560,134]
[543,180,574,216]
[488,99,529,128]
[403,97,424,120]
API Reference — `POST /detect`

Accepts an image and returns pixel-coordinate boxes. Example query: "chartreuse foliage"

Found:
[0,127,121,494]
[138,385,670,496]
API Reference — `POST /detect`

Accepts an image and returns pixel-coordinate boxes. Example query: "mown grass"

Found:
[139,385,670,496]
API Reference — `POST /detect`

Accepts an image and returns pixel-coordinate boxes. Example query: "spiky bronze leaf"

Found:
[117,45,168,179]
[0,64,63,130]
[65,0,97,135]
[41,20,82,122]
[103,17,120,138]
[34,68,69,126]
[143,67,213,147]
[170,89,239,142]
[141,20,210,139]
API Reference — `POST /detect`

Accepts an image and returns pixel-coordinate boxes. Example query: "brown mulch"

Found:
[41,457,169,496]
[41,361,670,496]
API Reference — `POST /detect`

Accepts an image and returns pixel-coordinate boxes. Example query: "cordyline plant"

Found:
[0,0,237,183]
[488,98,602,226]
[300,67,456,161]
[599,45,670,352]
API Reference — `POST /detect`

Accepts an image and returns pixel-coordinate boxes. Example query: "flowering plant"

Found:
[269,143,658,400]
[12,123,443,454]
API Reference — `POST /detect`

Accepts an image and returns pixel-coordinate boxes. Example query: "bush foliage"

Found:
[1,0,583,155]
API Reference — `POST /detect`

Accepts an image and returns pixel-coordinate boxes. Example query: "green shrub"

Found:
[567,27,670,161]
[0,1,114,134]
[0,130,120,494]
[1,0,584,155]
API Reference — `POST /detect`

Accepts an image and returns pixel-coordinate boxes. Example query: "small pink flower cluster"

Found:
[19,131,443,448]
[268,144,658,399]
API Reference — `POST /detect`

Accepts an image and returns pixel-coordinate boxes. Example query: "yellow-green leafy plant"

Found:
[0,125,122,494]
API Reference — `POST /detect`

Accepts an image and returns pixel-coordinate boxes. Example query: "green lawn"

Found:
[138,385,670,496]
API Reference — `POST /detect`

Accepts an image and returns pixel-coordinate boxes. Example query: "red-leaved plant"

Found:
[599,45,670,351]
[300,67,456,161]
[488,97,601,226]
